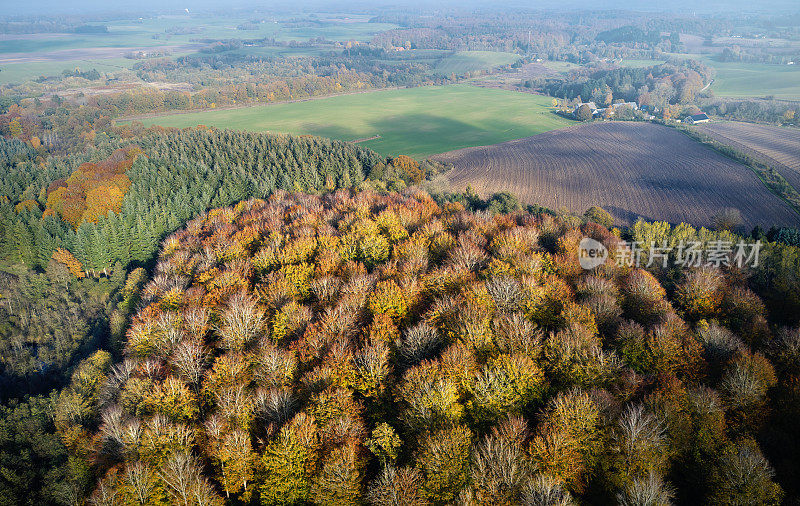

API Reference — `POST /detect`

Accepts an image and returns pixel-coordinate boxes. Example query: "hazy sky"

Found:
[3,0,799,16]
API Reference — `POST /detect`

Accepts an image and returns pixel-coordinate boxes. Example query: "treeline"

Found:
[716,46,800,66]
[369,10,690,56]
[0,51,444,138]
[700,98,800,126]
[16,55,443,120]
[595,26,666,45]
[538,61,713,107]
[51,190,800,505]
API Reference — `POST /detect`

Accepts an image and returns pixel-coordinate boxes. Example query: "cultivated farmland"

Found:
[434,121,799,228]
[694,121,800,190]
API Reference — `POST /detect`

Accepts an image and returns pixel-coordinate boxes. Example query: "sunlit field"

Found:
[130,84,573,157]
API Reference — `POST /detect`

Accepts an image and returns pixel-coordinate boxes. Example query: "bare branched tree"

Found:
[217,291,266,351]
[617,472,675,506]
[125,462,156,505]
[170,340,209,385]
[366,466,427,506]
[521,474,575,506]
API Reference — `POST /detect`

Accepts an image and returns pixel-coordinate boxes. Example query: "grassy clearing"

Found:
[0,58,137,84]
[430,51,520,75]
[541,61,582,73]
[128,84,573,158]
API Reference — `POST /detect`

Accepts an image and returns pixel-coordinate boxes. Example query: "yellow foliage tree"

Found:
[14,200,39,213]
[82,185,126,224]
[52,248,85,278]
[391,155,423,184]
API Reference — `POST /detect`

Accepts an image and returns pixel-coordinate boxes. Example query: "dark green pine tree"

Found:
[8,220,36,267]
[34,223,56,269]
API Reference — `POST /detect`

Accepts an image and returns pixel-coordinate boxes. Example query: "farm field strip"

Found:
[694,121,800,191]
[433,121,800,228]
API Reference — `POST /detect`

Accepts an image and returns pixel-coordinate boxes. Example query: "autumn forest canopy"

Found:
[54,190,800,505]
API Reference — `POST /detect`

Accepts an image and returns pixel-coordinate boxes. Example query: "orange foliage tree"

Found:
[52,248,86,278]
[45,146,140,228]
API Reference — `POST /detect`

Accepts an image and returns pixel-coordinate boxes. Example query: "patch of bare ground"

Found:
[432,121,799,228]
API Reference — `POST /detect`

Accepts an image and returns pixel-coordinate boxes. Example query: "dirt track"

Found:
[433,121,800,228]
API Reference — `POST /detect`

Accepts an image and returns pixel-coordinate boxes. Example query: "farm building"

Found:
[611,101,639,111]
[683,113,710,124]
[572,102,636,118]
[573,102,598,115]
[592,102,639,118]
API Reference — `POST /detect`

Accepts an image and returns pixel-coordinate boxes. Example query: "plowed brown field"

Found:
[694,121,800,191]
[433,122,799,228]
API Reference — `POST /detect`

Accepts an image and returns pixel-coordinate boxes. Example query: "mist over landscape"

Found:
[1,0,800,505]
[6,0,800,15]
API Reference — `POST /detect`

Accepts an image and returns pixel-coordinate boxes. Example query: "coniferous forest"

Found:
[0,129,387,397]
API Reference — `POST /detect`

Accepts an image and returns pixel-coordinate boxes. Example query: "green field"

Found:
[129,84,573,157]
[0,58,137,85]
[617,59,666,68]
[703,59,800,99]
[431,51,520,75]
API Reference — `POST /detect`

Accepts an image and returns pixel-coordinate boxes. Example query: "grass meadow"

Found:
[704,59,800,99]
[129,84,573,157]
[430,51,520,75]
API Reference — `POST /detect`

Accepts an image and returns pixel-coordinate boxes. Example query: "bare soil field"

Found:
[694,121,800,191]
[433,121,799,228]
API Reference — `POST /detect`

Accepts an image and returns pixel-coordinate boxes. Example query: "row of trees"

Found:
[539,61,713,109]
[699,98,800,126]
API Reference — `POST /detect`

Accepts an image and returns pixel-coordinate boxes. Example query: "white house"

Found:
[683,113,710,124]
